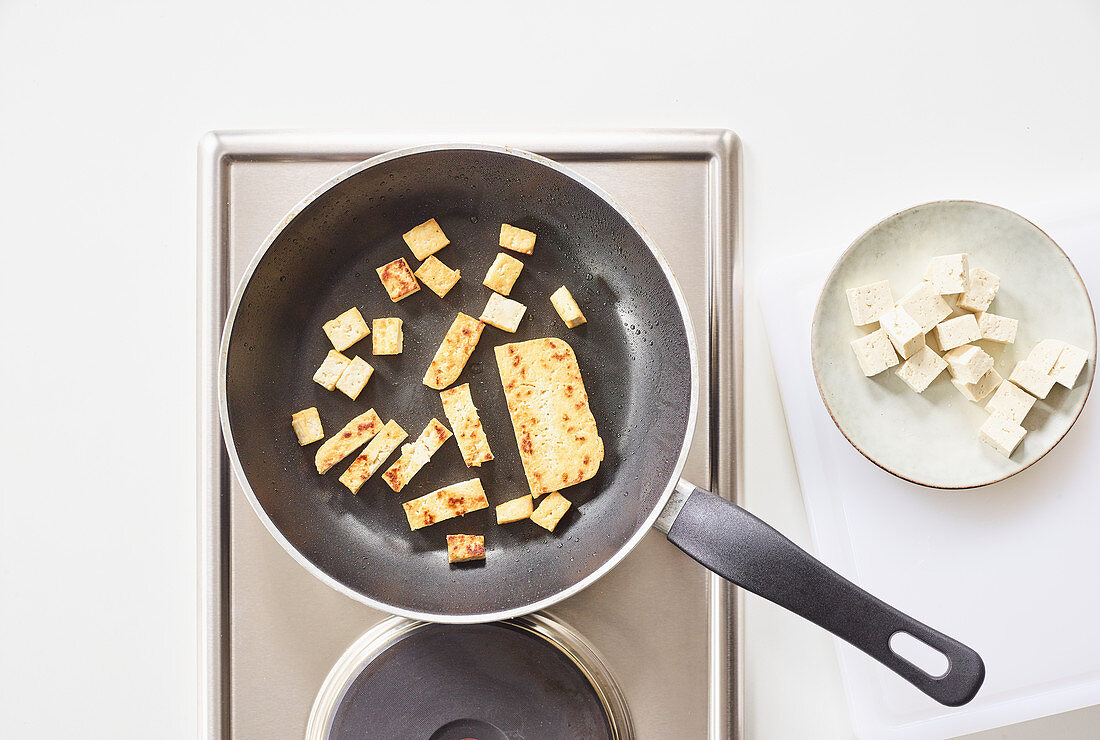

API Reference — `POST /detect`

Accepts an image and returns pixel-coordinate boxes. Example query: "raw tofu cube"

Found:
[952,368,1002,402]
[1026,339,1065,374]
[896,282,952,333]
[550,286,587,329]
[924,253,970,294]
[530,491,572,532]
[372,318,403,355]
[1050,344,1089,389]
[976,312,1018,344]
[322,307,369,351]
[956,267,1000,313]
[495,495,534,524]
[402,217,450,260]
[935,314,982,352]
[423,313,485,390]
[1009,360,1055,399]
[382,418,453,492]
[979,415,1026,458]
[446,534,485,564]
[315,409,383,474]
[414,255,461,298]
[403,478,489,530]
[290,407,324,446]
[878,307,925,359]
[480,292,527,333]
[895,345,947,393]
[335,356,374,400]
[313,350,351,391]
[499,223,537,255]
[338,419,408,494]
[376,258,421,302]
[483,252,524,295]
[944,345,994,384]
[985,380,1036,425]
[845,280,893,326]
[440,383,494,467]
[850,329,899,377]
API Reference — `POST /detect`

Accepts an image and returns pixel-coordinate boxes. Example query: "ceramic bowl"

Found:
[811,201,1096,488]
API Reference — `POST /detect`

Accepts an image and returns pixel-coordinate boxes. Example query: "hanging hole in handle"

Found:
[889,631,950,678]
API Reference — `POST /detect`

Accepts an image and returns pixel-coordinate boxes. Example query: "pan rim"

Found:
[217,142,700,623]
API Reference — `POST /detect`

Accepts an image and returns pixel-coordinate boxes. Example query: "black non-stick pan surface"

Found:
[222,145,695,620]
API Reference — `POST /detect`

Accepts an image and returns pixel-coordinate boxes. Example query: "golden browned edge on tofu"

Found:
[382,418,453,492]
[530,491,571,532]
[499,223,536,254]
[403,478,488,530]
[440,383,494,467]
[376,258,420,302]
[338,419,408,493]
[423,313,485,390]
[315,409,383,474]
[446,534,486,563]
[494,337,604,495]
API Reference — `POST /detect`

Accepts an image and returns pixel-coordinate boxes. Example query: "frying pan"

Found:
[219,144,985,706]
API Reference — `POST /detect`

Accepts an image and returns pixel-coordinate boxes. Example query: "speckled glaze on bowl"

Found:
[811,201,1096,489]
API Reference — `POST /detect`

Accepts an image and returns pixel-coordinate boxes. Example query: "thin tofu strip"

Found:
[440,383,493,467]
[403,478,489,530]
[382,418,453,492]
[338,419,408,493]
[423,313,484,390]
[315,409,383,474]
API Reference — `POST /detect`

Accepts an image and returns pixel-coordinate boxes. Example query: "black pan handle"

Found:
[665,486,985,707]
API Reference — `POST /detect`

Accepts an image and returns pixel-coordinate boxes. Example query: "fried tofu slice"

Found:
[315,409,383,474]
[446,534,486,564]
[530,491,571,532]
[376,257,420,302]
[290,407,324,446]
[440,383,493,467]
[403,218,450,261]
[495,495,534,524]
[550,286,586,328]
[483,252,524,296]
[403,478,489,530]
[382,418,453,492]
[338,419,408,493]
[334,356,373,400]
[480,292,527,333]
[499,223,536,255]
[423,313,485,390]
[414,255,461,298]
[313,350,351,391]
[495,338,603,495]
[322,307,369,351]
[372,318,403,355]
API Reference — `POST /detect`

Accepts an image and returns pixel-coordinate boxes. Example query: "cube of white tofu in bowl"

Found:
[878,307,924,359]
[1050,344,1089,389]
[550,286,587,329]
[979,415,1026,458]
[896,282,952,333]
[845,280,893,326]
[956,267,999,313]
[924,253,970,294]
[985,380,1035,425]
[1026,339,1065,374]
[850,329,898,376]
[934,314,982,352]
[480,292,527,333]
[944,345,993,384]
[951,368,1002,402]
[322,307,369,351]
[895,346,947,393]
[1008,360,1055,399]
[976,312,1018,344]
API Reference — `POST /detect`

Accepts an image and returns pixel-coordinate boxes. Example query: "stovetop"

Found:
[199,130,742,738]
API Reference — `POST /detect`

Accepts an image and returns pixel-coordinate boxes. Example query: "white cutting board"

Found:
[758,198,1100,740]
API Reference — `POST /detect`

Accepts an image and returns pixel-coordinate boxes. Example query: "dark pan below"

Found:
[223,147,694,617]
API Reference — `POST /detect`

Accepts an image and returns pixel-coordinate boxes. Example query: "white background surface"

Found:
[1,1,1098,738]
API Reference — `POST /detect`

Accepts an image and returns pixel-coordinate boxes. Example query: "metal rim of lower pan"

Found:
[306,612,634,739]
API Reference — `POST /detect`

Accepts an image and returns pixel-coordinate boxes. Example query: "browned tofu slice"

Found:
[382,418,453,492]
[338,419,408,494]
[440,383,493,467]
[446,534,486,563]
[376,258,420,302]
[499,223,536,254]
[403,478,489,530]
[495,495,534,524]
[423,313,485,390]
[530,491,571,532]
[494,337,603,495]
[315,409,383,474]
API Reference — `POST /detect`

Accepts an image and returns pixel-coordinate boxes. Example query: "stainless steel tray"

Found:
[199,130,743,738]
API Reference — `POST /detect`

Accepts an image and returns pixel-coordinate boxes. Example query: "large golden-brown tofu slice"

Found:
[446,534,486,563]
[494,338,603,495]
[403,478,489,530]
[338,419,408,494]
[439,383,493,467]
[382,418,452,492]
[315,409,383,474]
[423,313,484,390]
